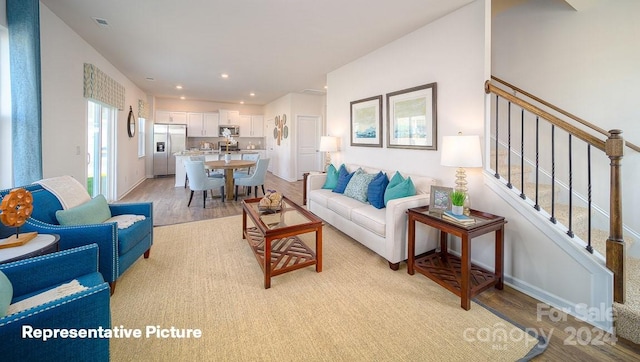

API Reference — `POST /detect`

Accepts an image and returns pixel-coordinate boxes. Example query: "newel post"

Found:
[605,129,625,303]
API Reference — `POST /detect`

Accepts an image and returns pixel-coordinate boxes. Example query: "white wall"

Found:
[326,0,611,331]
[492,0,640,231]
[264,92,324,181]
[39,3,148,199]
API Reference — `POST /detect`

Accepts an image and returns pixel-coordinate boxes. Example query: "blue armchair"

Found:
[0,183,153,294]
[0,244,111,361]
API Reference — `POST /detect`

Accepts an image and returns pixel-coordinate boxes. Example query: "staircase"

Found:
[486,77,640,344]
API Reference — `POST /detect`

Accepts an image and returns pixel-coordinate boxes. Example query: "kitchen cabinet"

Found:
[219,109,240,125]
[238,115,251,137]
[203,113,219,136]
[156,111,187,124]
[251,115,264,137]
[239,115,264,137]
[187,112,218,137]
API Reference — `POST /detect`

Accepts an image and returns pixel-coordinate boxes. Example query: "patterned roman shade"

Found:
[83,63,125,110]
[138,99,149,119]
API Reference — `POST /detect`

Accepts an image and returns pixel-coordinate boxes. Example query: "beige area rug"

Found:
[110,216,543,361]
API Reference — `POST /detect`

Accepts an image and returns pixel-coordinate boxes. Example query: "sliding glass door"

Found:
[87,100,115,200]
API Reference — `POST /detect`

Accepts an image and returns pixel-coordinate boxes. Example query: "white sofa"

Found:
[306,164,438,270]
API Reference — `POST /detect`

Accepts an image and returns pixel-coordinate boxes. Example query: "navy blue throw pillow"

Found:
[333,166,354,194]
[367,171,389,209]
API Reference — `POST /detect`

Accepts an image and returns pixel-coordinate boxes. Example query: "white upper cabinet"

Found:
[251,115,264,137]
[187,112,219,137]
[203,113,219,136]
[219,109,240,125]
[239,115,264,137]
[238,115,251,137]
[187,112,204,136]
[156,111,187,124]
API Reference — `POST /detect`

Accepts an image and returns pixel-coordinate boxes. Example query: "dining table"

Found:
[205,159,257,201]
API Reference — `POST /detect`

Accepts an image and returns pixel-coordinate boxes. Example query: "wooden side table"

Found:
[0,234,60,264]
[407,206,506,310]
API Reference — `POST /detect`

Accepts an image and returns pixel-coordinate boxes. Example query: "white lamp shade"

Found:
[319,136,338,152]
[440,135,482,168]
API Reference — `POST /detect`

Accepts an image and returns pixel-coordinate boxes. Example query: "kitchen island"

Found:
[174,150,264,187]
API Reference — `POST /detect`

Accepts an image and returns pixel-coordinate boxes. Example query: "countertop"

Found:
[174,149,264,156]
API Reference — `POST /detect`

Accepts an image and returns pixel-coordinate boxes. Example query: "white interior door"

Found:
[296,115,321,180]
[265,118,275,173]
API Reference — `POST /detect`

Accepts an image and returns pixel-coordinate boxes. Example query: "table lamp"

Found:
[319,136,338,171]
[440,133,482,194]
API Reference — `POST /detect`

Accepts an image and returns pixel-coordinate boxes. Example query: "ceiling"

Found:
[40,0,475,105]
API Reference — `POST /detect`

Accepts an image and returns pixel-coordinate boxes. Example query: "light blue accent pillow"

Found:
[322,164,340,189]
[332,165,354,194]
[384,176,416,206]
[0,270,12,317]
[344,169,377,203]
[56,194,112,226]
[367,172,389,209]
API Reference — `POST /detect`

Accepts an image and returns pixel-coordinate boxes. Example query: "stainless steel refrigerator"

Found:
[153,124,187,176]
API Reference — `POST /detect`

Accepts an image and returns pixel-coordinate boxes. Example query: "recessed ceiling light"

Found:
[180,96,186,100]
[220,73,229,79]
[240,101,245,104]
[249,92,255,97]
[176,85,183,89]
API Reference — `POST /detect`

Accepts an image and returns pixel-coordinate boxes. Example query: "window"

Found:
[138,117,146,157]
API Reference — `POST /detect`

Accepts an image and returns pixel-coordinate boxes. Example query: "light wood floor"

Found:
[120,173,640,361]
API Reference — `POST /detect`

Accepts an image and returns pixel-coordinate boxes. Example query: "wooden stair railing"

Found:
[485,78,627,303]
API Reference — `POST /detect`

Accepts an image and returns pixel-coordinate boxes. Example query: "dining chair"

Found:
[185,155,208,187]
[234,158,270,201]
[234,152,261,177]
[184,160,225,208]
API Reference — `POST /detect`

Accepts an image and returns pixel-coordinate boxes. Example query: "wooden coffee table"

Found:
[242,196,323,288]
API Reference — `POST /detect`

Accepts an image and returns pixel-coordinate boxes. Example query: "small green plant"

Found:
[450,190,466,207]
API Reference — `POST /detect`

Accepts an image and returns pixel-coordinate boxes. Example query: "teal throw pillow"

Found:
[332,165,354,194]
[322,164,340,189]
[343,169,377,203]
[384,177,416,206]
[0,270,12,317]
[56,194,112,226]
[367,172,389,209]
[387,171,405,190]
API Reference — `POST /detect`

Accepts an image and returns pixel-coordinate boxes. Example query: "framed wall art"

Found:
[386,82,437,150]
[429,185,452,214]
[350,95,383,147]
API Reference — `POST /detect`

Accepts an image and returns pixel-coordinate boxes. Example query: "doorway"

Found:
[87,100,116,200]
[296,115,321,180]
[265,118,275,173]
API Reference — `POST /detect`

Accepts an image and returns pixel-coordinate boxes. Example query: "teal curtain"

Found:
[7,0,43,185]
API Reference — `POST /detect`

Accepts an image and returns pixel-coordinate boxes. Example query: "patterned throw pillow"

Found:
[322,164,340,189]
[332,165,354,194]
[344,169,377,203]
[367,172,389,209]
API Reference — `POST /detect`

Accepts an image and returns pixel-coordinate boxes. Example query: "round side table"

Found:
[0,234,60,264]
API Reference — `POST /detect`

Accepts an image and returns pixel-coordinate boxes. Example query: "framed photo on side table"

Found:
[387,82,437,150]
[429,185,452,214]
[350,95,383,147]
